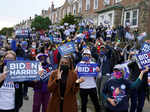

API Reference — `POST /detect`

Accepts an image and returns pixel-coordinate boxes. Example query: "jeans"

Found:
[130,88,146,112]
[23,83,28,97]
[0,109,15,112]
[106,108,128,112]
[80,88,101,112]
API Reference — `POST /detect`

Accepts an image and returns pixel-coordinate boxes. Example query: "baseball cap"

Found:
[82,49,91,55]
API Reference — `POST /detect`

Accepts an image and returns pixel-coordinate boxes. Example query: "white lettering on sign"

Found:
[78,67,90,72]
[141,59,150,65]
[138,54,149,61]
[142,44,150,52]
[9,63,38,70]
[9,70,38,76]
[31,63,38,69]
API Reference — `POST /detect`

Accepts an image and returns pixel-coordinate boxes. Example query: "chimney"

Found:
[51,2,54,10]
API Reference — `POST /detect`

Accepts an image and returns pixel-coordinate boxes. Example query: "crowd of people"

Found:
[0,22,149,112]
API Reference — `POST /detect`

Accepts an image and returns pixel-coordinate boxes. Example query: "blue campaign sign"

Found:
[141,42,150,53]
[77,63,98,77]
[6,61,40,82]
[136,52,150,69]
[53,37,62,44]
[40,65,53,80]
[58,42,76,56]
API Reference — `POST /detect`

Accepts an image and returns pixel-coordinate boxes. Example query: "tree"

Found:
[60,14,79,25]
[31,16,51,31]
[0,27,14,37]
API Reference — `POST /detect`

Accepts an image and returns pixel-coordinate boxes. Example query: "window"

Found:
[108,13,113,25]
[86,0,90,10]
[100,15,104,24]
[63,9,66,17]
[94,0,98,9]
[73,4,76,14]
[124,9,139,27]
[132,10,138,26]
[104,0,110,6]
[115,0,122,3]
[67,7,71,14]
[98,10,114,27]
[78,0,82,13]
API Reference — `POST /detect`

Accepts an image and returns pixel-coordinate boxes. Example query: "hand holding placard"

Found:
[139,66,149,80]
[76,77,85,84]
[57,70,63,80]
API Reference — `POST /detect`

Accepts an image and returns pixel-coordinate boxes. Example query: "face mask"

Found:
[60,65,69,72]
[52,48,56,51]
[83,45,87,49]
[82,56,90,61]
[112,71,122,79]
[32,45,36,48]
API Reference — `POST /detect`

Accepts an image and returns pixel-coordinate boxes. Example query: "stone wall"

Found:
[114,9,123,27]
[138,0,150,35]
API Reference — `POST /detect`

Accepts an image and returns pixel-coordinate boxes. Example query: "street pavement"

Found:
[20,88,150,112]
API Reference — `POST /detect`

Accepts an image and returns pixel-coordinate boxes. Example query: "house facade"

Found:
[41,0,150,35]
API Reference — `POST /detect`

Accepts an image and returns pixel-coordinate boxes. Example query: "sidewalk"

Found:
[20,88,150,112]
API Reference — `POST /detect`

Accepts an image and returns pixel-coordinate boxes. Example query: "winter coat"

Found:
[47,70,79,112]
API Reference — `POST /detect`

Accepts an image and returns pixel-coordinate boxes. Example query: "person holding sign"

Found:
[32,53,53,112]
[0,51,24,112]
[102,65,149,112]
[47,56,84,112]
[75,49,101,112]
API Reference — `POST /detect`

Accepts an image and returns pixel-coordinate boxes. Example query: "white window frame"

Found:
[86,0,90,10]
[115,0,122,3]
[73,4,76,15]
[104,0,110,6]
[78,0,82,13]
[94,0,98,9]
[98,10,115,27]
[124,9,139,28]
[63,9,66,17]
[67,7,71,14]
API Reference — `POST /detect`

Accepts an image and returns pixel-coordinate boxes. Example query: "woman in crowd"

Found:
[0,51,24,112]
[102,65,149,112]
[47,56,84,112]
[32,49,53,112]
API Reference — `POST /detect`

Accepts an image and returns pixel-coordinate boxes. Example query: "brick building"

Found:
[96,0,150,35]
[42,0,150,35]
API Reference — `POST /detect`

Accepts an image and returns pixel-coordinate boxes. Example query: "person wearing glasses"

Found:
[47,56,84,112]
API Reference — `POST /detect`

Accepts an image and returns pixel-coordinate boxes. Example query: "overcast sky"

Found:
[0,0,65,30]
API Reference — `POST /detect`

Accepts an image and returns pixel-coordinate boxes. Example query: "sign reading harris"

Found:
[58,42,75,56]
[6,61,40,82]
[77,63,98,77]
[136,52,150,69]
[141,42,150,53]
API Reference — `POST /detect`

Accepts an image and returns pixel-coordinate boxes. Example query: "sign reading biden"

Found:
[58,42,75,56]
[6,61,40,82]
[136,52,150,69]
[141,42,150,53]
[77,63,98,77]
